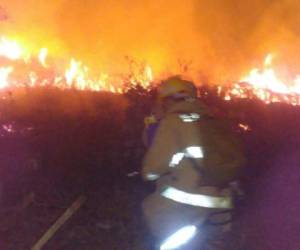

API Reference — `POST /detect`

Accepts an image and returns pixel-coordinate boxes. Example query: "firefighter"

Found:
[142,76,245,249]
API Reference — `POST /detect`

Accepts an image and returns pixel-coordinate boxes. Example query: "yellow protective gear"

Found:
[142,99,244,187]
[158,76,197,99]
[142,98,245,244]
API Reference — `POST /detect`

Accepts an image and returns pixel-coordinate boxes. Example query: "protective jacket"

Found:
[142,99,244,188]
[142,98,245,243]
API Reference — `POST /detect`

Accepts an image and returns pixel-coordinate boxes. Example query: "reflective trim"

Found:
[185,146,203,158]
[179,113,200,122]
[161,186,233,209]
[146,173,160,181]
[127,171,139,177]
[169,146,203,168]
[169,152,185,167]
[160,225,197,250]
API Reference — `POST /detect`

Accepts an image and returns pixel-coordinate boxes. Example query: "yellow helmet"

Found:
[158,76,197,99]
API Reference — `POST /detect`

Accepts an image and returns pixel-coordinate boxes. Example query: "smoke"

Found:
[1,0,300,83]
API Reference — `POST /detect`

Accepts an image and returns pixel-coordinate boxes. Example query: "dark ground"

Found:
[0,85,299,250]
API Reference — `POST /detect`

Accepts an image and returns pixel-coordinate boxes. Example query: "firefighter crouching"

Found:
[142,76,246,249]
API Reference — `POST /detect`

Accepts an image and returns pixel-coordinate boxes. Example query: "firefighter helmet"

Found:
[158,76,197,99]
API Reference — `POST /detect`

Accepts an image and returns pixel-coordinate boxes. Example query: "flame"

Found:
[0,66,13,88]
[29,71,38,87]
[241,53,292,94]
[65,58,83,87]
[264,53,273,67]
[38,48,48,68]
[0,36,153,93]
[0,37,22,60]
[222,53,300,105]
[0,35,300,106]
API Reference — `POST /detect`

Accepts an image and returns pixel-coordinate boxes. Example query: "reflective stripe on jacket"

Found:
[161,186,233,209]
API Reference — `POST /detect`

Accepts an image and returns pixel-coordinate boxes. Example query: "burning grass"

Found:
[2,36,300,108]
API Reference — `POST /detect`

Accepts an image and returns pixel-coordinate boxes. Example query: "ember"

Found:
[238,123,251,132]
[2,123,14,133]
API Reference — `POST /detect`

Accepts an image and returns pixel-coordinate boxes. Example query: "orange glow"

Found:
[0,35,300,106]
